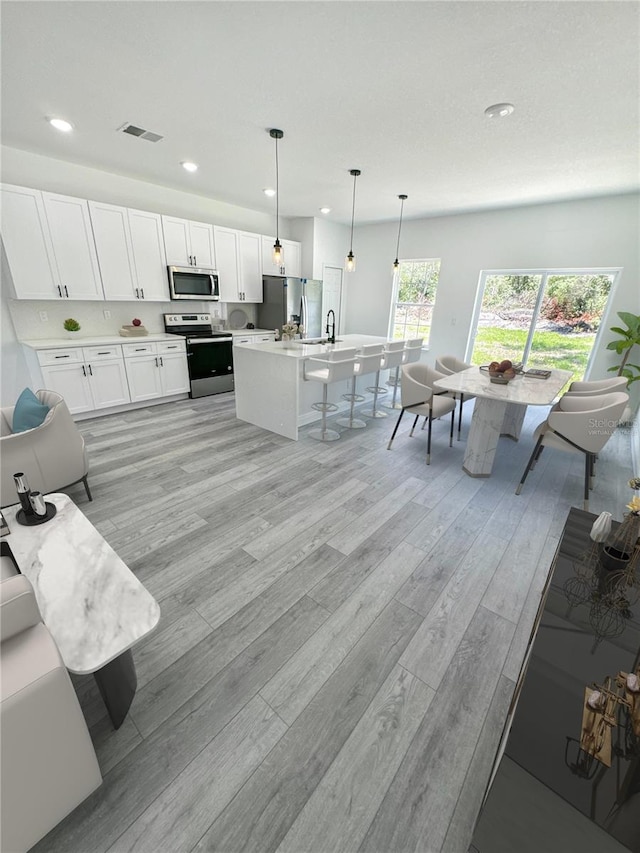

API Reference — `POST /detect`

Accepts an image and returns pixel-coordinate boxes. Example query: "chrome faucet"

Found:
[326,310,336,344]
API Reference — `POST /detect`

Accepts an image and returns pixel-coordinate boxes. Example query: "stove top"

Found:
[163,313,231,339]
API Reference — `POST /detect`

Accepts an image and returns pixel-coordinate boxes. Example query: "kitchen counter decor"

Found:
[119,324,149,337]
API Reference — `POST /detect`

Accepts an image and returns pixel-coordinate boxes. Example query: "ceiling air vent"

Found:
[118,123,164,143]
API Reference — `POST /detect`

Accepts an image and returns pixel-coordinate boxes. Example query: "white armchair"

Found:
[435,354,476,440]
[0,390,91,508]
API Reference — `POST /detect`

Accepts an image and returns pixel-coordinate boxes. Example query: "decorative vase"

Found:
[599,512,640,571]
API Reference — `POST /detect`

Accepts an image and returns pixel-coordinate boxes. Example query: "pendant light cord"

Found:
[275,135,280,241]
[349,172,357,252]
[395,196,405,259]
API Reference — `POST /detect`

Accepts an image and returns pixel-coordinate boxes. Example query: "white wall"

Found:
[312,217,350,280]
[346,194,640,402]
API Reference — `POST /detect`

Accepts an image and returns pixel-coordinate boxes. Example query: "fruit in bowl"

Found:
[485,358,517,383]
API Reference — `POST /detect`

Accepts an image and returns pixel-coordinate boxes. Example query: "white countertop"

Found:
[434,366,573,405]
[228,328,274,336]
[233,334,390,358]
[21,333,182,350]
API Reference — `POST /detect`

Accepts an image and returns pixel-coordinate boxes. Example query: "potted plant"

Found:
[606,311,640,387]
[63,318,81,336]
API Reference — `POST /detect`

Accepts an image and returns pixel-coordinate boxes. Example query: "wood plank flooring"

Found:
[32,391,635,853]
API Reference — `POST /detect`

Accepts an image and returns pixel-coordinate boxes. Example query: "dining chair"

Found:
[434,355,476,440]
[515,391,629,510]
[565,377,628,395]
[387,363,456,464]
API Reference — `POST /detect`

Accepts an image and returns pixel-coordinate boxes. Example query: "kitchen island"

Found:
[233,334,390,439]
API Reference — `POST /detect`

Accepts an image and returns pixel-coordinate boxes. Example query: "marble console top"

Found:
[2,494,160,674]
[233,333,390,359]
[434,366,573,405]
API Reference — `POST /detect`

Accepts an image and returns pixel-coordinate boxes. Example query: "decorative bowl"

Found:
[479,365,516,384]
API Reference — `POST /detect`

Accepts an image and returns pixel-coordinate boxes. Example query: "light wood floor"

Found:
[32,392,634,853]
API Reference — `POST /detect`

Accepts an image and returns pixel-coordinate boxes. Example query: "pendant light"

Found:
[269,128,284,266]
[346,168,361,273]
[393,194,408,273]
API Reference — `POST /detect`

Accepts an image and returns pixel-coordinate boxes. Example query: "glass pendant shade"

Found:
[345,251,356,273]
[273,238,283,265]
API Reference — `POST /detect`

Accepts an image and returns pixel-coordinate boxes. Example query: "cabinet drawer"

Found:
[234,336,253,345]
[157,339,185,354]
[255,335,275,342]
[121,342,157,358]
[37,347,83,366]
[82,345,122,360]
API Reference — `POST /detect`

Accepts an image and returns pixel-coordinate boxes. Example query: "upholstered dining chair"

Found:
[387,363,456,464]
[0,390,91,508]
[435,355,476,440]
[515,391,629,510]
[564,377,629,395]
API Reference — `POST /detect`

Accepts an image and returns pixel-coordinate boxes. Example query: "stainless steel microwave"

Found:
[167,266,220,301]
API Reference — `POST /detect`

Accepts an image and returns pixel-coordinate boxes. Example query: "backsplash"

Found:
[8,300,257,340]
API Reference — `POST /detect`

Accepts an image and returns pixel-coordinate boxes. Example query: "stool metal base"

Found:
[382,400,402,410]
[336,415,367,429]
[361,408,388,418]
[309,426,341,441]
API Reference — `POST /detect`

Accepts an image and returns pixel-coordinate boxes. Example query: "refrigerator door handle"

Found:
[301,295,309,338]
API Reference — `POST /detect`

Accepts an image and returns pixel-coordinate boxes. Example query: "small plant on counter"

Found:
[63,318,81,332]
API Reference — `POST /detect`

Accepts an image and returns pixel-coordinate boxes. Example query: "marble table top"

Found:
[2,494,160,674]
[433,366,573,405]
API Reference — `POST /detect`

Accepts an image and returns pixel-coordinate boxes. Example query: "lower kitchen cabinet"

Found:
[38,345,129,414]
[122,340,189,402]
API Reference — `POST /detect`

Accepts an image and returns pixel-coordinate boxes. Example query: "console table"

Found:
[2,494,160,729]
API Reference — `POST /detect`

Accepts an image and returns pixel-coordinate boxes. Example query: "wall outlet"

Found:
[39,311,48,322]
[103,310,111,319]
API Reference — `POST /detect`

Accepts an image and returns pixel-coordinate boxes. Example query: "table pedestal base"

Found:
[462,399,528,477]
[93,649,137,730]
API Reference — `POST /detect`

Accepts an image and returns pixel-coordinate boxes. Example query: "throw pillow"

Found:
[12,388,50,433]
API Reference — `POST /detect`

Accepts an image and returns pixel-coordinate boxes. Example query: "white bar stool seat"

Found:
[304,348,358,441]
[363,341,405,419]
[336,344,385,429]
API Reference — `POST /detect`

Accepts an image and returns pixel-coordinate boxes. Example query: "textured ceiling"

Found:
[1,1,639,224]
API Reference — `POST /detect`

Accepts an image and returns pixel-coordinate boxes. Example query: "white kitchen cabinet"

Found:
[215,227,262,302]
[261,236,301,278]
[123,340,189,401]
[162,216,215,268]
[89,202,168,301]
[37,345,129,413]
[0,184,62,300]
[233,333,275,345]
[41,192,104,300]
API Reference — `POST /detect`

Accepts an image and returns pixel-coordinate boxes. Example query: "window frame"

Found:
[388,257,442,347]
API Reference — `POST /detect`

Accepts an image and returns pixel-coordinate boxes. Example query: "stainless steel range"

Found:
[163,313,234,398]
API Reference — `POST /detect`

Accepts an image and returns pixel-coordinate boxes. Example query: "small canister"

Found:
[29,491,47,517]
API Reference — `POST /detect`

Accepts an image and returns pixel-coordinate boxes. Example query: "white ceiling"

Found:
[1,1,639,225]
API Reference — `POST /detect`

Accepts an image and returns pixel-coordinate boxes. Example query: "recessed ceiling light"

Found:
[263,188,276,197]
[181,161,198,172]
[319,207,331,214]
[48,117,74,132]
[484,103,515,119]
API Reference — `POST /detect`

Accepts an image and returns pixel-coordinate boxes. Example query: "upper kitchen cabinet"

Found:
[214,226,262,303]
[0,183,62,300]
[162,216,216,268]
[261,236,301,278]
[41,192,104,299]
[89,202,168,301]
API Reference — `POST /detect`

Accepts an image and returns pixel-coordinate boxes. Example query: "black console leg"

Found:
[93,649,137,729]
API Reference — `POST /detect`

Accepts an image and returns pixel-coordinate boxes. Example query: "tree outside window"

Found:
[390,259,441,344]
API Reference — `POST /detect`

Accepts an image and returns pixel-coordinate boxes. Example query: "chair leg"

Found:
[426,410,433,464]
[391,366,400,407]
[516,436,543,495]
[387,409,405,450]
[449,406,455,447]
[410,414,420,436]
[589,453,595,490]
[83,475,93,502]
[584,453,591,511]
[531,444,545,470]
[458,393,464,440]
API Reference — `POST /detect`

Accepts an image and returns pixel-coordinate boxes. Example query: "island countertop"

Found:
[233,334,390,358]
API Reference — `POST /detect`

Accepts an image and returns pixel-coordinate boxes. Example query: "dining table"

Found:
[433,366,573,477]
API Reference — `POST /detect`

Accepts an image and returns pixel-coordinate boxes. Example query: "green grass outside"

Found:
[472,327,595,384]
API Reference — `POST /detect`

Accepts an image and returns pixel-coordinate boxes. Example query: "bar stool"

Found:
[434,354,475,440]
[362,341,405,419]
[336,344,385,429]
[382,339,409,410]
[303,348,358,441]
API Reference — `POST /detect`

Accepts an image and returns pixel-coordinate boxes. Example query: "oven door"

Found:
[186,338,234,397]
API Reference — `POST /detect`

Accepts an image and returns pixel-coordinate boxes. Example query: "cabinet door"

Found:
[0,184,61,299]
[128,209,168,300]
[213,226,240,301]
[41,192,104,300]
[159,351,190,395]
[188,221,216,268]
[89,201,137,300]
[162,216,191,266]
[86,359,130,409]
[238,231,263,302]
[261,235,282,277]
[282,240,301,278]
[124,355,163,402]
[40,363,94,414]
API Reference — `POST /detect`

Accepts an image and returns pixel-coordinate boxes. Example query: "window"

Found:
[390,259,441,344]
[466,269,619,384]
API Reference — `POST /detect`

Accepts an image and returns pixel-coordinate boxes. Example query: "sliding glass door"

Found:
[467,270,617,384]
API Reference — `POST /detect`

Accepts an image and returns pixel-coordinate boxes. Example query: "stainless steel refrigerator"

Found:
[257,276,324,338]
